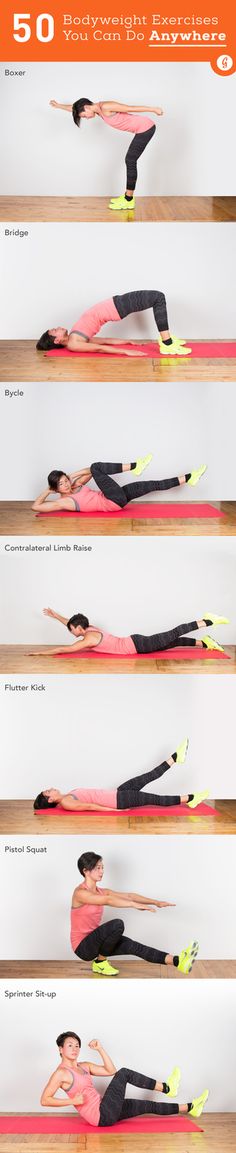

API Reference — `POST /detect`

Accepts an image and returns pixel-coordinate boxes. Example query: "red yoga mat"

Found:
[44,801,217,817]
[0,1115,202,1135]
[37,502,223,520]
[56,646,229,661]
[45,340,236,359]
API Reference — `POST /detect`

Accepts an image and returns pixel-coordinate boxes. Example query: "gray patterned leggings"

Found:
[117,754,184,809]
[113,289,169,333]
[99,1067,179,1126]
[132,619,201,654]
[125,124,156,189]
[90,461,188,508]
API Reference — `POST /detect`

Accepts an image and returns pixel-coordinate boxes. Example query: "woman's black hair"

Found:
[77,851,102,876]
[72,97,93,127]
[48,470,69,492]
[56,1031,81,1049]
[36,331,65,352]
[67,613,89,632]
[34,792,58,810]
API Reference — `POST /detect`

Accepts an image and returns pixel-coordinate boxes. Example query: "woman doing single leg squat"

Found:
[33,609,228,657]
[69,851,199,977]
[33,736,209,813]
[50,97,162,209]
[36,289,192,357]
[32,458,207,515]
[41,1032,209,1124]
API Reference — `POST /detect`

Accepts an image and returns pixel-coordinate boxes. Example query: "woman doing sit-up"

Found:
[68,850,199,977]
[32,609,228,657]
[36,289,192,357]
[33,736,209,814]
[32,457,207,515]
[50,95,162,209]
[41,1031,209,1124]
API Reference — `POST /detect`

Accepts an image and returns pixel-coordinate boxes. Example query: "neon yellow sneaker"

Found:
[177,940,199,974]
[166,1067,181,1097]
[132,454,153,476]
[187,465,207,487]
[204,614,229,626]
[202,636,224,653]
[159,337,192,357]
[109,195,135,210]
[92,959,119,976]
[189,1089,209,1118]
[176,737,189,764]
[187,790,210,809]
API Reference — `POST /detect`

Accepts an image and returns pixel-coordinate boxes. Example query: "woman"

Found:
[69,850,199,977]
[32,457,207,515]
[33,736,209,814]
[41,1031,209,1124]
[36,289,192,357]
[33,609,228,657]
[50,96,163,209]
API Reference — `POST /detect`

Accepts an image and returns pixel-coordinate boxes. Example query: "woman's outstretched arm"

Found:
[101,101,163,115]
[50,100,73,112]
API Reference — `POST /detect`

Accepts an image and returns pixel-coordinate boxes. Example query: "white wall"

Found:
[1,674,236,798]
[1,379,236,501]
[0,536,235,643]
[0,979,235,1110]
[1,223,236,339]
[0,62,235,195]
[0,835,235,960]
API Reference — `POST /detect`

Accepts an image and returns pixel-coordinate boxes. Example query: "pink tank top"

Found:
[70,297,120,340]
[70,882,103,950]
[86,627,136,656]
[70,787,117,809]
[72,486,119,514]
[99,109,154,133]
[61,1063,101,1127]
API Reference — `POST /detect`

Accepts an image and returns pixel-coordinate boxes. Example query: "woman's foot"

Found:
[187,465,207,486]
[109,195,135,210]
[92,959,119,976]
[202,636,224,652]
[166,1067,181,1097]
[177,940,199,973]
[176,737,189,764]
[204,613,229,626]
[132,454,153,476]
[187,790,210,809]
[159,337,192,357]
[189,1089,209,1118]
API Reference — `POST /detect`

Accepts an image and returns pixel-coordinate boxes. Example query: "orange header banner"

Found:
[0,3,235,71]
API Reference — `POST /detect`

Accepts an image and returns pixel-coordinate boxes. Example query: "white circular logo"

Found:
[216,55,233,72]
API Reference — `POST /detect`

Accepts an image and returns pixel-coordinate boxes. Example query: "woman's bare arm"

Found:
[67,334,144,358]
[41,1069,83,1108]
[72,887,155,911]
[101,101,163,115]
[88,1039,117,1076]
[50,100,73,112]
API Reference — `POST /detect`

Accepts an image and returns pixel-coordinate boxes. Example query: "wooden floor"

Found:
[0,960,234,981]
[1,195,236,223]
[1,502,236,538]
[0,646,234,675]
[1,799,235,836]
[0,1114,234,1153]
[0,342,235,383]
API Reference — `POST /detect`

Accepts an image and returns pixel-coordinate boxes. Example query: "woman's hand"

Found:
[43,607,57,618]
[88,1039,101,1051]
[157,901,176,908]
[50,100,60,108]
[155,107,164,115]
